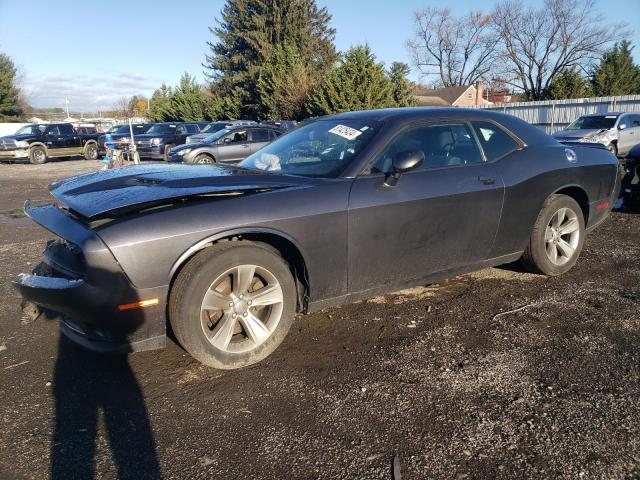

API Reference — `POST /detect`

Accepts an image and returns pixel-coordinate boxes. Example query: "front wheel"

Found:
[169,241,296,369]
[520,194,585,276]
[163,144,173,161]
[29,146,47,164]
[607,142,618,157]
[192,154,215,164]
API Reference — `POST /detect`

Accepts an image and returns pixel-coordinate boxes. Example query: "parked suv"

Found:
[168,125,283,164]
[134,122,202,160]
[553,112,640,157]
[0,123,100,164]
[186,120,257,144]
[98,123,152,154]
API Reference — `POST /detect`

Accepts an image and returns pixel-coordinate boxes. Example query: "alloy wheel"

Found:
[544,207,580,266]
[200,264,284,353]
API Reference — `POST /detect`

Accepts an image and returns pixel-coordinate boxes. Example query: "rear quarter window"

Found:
[471,121,520,161]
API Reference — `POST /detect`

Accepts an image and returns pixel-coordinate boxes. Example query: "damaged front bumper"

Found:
[0,148,29,159]
[12,203,167,352]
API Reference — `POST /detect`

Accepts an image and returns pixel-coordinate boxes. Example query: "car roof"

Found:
[580,112,624,117]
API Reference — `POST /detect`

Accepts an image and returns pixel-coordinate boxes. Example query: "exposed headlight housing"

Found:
[580,129,616,145]
[177,148,192,156]
[15,140,29,148]
[151,137,163,145]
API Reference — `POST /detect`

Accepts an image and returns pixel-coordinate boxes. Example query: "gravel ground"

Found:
[1,160,639,480]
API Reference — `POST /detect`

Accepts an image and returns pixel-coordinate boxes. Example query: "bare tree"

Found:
[407,8,498,87]
[114,96,131,118]
[492,0,626,100]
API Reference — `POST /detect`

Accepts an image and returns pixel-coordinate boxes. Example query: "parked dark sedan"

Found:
[14,108,619,369]
[168,125,283,164]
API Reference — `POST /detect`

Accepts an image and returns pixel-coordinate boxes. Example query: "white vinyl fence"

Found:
[476,95,640,134]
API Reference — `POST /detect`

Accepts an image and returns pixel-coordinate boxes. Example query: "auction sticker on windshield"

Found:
[328,124,363,140]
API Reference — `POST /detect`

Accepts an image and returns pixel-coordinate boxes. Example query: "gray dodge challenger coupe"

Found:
[14,108,620,369]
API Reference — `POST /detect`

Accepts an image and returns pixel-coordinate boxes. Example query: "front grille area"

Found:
[0,139,17,150]
[135,140,153,147]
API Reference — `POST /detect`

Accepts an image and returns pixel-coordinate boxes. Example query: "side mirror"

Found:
[618,123,627,130]
[384,150,424,187]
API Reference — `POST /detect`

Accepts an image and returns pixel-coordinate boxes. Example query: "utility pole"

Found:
[65,97,70,119]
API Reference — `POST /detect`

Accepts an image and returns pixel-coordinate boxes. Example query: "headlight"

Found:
[177,148,192,156]
[151,138,162,145]
[186,137,192,143]
[15,141,29,148]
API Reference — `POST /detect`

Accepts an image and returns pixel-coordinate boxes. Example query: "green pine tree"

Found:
[305,45,395,116]
[591,40,640,96]
[388,62,415,107]
[257,43,317,120]
[171,73,206,121]
[204,0,337,118]
[548,68,592,99]
[0,53,22,121]
[148,84,175,122]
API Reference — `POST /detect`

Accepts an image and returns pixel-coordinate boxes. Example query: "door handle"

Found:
[478,176,495,185]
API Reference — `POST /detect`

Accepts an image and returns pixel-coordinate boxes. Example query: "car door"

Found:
[347,121,505,293]
[43,125,65,156]
[173,124,189,146]
[624,114,640,155]
[58,124,81,153]
[218,129,250,162]
[248,128,272,154]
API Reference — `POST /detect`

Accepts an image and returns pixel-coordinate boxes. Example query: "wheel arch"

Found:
[169,228,310,312]
[552,184,590,224]
[29,142,48,153]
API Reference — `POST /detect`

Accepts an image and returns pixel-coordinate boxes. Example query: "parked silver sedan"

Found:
[168,126,283,164]
[553,112,640,157]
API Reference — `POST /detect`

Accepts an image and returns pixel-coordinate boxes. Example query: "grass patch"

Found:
[0,208,26,218]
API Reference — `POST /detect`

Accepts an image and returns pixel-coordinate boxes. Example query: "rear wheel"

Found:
[169,241,296,369]
[520,194,585,276]
[84,143,98,160]
[29,146,47,164]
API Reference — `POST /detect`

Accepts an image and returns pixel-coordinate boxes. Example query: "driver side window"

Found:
[226,130,247,143]
[368,123,484,174]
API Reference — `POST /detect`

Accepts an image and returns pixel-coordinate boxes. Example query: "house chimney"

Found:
[475,80,484,106]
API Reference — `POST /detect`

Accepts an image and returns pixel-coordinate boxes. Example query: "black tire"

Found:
[607,142,618,157]
[169,241,296,369]
[520,194,586,276]
[29,146,47,165]
[192,153,215,164]
[163,144,173,161]
[83,143,98,160]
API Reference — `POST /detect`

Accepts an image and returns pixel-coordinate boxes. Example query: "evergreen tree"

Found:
[204,86,244,120]
[305,45,395,116]
[548,68,592,99]
[257,43,317,120]
[148,84,175,121]
[204,0,337,118]
[591,40,640,96]
[0,53,22,121]
[388,62,415,107]
[171,73,206,121]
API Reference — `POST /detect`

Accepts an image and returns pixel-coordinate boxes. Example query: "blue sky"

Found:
[0,0,637,110]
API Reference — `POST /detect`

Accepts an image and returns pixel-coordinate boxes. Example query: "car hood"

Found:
[1,133,39,141]
[173,142,207,151]
[553,128,608,139]
[47,163,311,219]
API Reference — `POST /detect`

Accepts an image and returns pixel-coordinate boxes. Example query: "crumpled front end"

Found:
[12,203,167,352]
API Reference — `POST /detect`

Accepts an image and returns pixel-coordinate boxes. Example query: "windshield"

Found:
[16,124,47,135]
[204,128,233,144]
[238,119,380,178]
[201,122,229,134]
[106,125,131,134]
[146,124,175,134]
[568,115,617,130]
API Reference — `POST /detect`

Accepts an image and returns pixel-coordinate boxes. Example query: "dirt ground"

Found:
[1,159,639,480]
